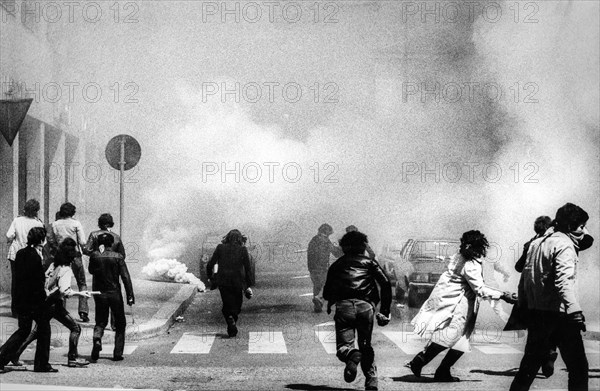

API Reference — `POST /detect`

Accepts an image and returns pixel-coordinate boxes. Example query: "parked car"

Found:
[380,239,459,307]
[199,233,257,287]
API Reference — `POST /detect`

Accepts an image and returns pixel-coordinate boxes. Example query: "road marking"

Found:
[474,344,522,354]
[584,341,600,354]
[170,333,216,354]
[299,293,313,297]
[315,331,337,354]
[381,331,425,355]
[315,321,335,327]
[76,344,137,356]
[248,331,287,354]
[291,275,310,279]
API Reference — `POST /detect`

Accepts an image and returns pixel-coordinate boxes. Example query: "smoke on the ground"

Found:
[142,258,205,292]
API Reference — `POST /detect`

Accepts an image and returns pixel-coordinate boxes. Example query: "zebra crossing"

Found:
[156,330,600,356]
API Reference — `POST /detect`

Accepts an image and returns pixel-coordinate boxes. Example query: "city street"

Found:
[2,271,599,390]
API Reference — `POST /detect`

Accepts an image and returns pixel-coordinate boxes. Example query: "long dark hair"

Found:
[459,230,489,260]
[222,229,246,246]
[54,238,78,267]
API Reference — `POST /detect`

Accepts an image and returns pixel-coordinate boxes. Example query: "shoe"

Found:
[68,358,90,367]
[226,316,238,338]
[79,313,90,323]
[344,351,362,383]
[112,356,124,362]
[404,359,424,378]
[434,367,460,382]
[91,340,102,362]
[542,353,557,378]
[365,376,378,390]
[34,366,58,373]
[312,297,323,313]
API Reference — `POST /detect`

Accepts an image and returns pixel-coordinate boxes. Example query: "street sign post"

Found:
[105,134,141,242]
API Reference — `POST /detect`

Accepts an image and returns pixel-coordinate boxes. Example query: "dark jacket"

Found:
[88,249,134,303]
[13,246,47,313]
[207,243,253,288]
[83,229,126,258]
[515,234,540,273]
[323,254,392,317]
[307,234,343,272]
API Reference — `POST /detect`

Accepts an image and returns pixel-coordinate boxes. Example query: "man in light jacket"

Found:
[510,203,593,391]
[49,202,89,322]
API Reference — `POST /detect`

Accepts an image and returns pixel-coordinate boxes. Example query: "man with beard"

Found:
[510,203,594,391]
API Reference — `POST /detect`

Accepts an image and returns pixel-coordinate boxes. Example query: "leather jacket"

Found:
[88,249,135,303]
[323,254,392,317]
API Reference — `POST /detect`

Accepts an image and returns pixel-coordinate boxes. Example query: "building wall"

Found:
[0,1,96,292]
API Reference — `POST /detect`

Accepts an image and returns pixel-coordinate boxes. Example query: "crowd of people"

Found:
[301,202,592,391]
[0,199,594,391]
[0,200,134,373]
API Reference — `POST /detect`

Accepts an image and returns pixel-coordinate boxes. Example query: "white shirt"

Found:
[6,216,44,261]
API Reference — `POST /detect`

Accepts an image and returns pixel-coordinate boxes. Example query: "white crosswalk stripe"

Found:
[315,330,337,354]
[170,333,216,354]
[473,344,523,355]
[584,341,600,354]
[54,344,138,356]
[381,331,426,355]
[248,331,287,354]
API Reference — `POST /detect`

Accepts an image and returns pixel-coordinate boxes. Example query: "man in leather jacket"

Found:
[88,234,134,362]
[323,231,392,391]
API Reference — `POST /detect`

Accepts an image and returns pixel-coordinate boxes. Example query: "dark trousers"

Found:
[9,261,17,317]
[0,309,51,370]
[219,285,243,322]
[310,270,327,297]
[71,256,89,315]
[334,299,376,381]
[93,291,126,358]
[15,300,82,361]
[510,310,588,391]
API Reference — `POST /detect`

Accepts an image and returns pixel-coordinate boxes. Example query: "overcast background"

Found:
[17,0,598,313]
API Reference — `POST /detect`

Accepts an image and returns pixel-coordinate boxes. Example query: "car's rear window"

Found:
[410,241,459,262]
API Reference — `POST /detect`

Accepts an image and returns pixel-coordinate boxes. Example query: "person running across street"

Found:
[323,230,392,391]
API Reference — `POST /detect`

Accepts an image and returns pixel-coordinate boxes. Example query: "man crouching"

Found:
[323,231,392,391]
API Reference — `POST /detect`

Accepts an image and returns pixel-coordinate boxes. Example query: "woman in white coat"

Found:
[405,230,516,382]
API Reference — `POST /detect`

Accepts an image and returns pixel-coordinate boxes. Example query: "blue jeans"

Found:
[334,299,376,380]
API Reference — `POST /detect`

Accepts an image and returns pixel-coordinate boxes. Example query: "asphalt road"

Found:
[2,271,599,391]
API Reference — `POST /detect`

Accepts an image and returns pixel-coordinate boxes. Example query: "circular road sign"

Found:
[105,134,141,171]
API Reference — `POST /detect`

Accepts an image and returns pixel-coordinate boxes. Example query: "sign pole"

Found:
[105,134,141,244]
[119,137,125,242]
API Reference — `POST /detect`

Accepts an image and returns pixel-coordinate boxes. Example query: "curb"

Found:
[128,283,198,341]
[50,284,198,345]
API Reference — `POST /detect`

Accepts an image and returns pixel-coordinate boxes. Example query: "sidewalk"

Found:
[0,278,198,346]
